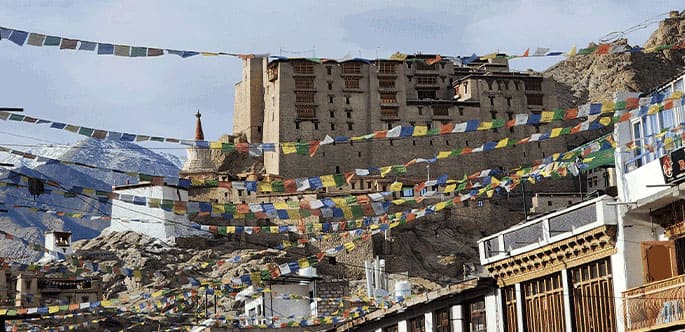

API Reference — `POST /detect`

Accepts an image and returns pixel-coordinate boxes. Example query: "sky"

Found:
[0,0,681,159]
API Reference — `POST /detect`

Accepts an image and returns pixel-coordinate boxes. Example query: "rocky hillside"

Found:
[545,11,685,108]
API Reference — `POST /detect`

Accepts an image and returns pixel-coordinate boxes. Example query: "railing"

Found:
[479,196,616,263]
[623,274,685,331]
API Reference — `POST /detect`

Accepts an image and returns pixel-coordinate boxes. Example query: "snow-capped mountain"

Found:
[0,138,185,262]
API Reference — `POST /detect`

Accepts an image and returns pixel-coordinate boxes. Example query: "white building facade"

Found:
[109,183,200,243]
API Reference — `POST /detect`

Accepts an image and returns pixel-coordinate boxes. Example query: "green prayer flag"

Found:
[131,47,147,57]
[221,143,234,153]
[333,173,346,187]
[427,128,440,136]
[272,181,284,192]
[552,109,566,121]
[43,36,61,46]
[295,142,309,155]
[491,118,506,128]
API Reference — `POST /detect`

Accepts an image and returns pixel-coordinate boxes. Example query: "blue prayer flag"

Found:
[8,30,28,46]
[97,43,114,55]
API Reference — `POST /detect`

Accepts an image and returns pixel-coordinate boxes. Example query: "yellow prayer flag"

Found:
[495,138,509,148]
[648,104,659,115]
[210,141,222,149]
[601,101,614,113]
[344,242,355,251]
[389,181,403,192]
[444,183,457,193]
[435,201,447,211]
[599,116,612,126]
[392,199,407,205]
[258,182,272,192]
[540,111,554,123]
[298,258,310,268]
[274,201,288,209]
[380,166,392,177]
[201,52,219,56]
[477,121,493,130]
[227,226,236,234]
[437,150,452,159]
[270,226,279,233]
[487,189,495,198]
[567,46,577,57]
[49,306,60,313]
[320,175,336,187]
[479,52,497,60]
[212,204,225,214]
[412,126,428,136]
[550,128,563,138]
[281,142,297,154]
[342,206,353,219]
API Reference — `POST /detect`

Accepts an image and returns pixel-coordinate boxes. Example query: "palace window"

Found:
[294,77,314,90]
[379,78,396,89]
[293,61,314,74]
[378,62,397,74]
[341,62,362,75]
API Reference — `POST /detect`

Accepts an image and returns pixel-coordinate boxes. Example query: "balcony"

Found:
[479,196,618,265]
[380,108,399,119]
[623,274,685,331]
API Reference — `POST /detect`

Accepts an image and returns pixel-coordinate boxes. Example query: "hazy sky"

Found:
[0,0,681,158]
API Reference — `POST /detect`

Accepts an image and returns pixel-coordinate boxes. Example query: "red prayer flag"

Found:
[596,44,611,54]
[564,109,578,120]
[522,48,529,57]
[425,54,442,65]
[626,97,639,110]
[439,123,455,134]
[309,141,321,157]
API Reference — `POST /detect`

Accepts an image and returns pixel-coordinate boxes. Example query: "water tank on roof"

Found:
[394,280,411,300]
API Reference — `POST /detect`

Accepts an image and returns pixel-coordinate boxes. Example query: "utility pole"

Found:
[521,176,528,220]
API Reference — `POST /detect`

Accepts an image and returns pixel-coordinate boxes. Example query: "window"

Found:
[408,315,425,332]
[525,80,542,91]
[330,123,335,130]
[293,61,314,74]
[346,110,352,118]
[379,78,396,89]
[295,91,315,103]
[416,75,437,85]
[381,108,398,118]
[329,110,334,118]
[347,122,353,130]
[418,90,436,100]
[503,286,518,332]
[383,325,399,332]
[295,121,300,129]
[326,66,332,75]
[523,273,566,332]
[378,62,397,74]
[296,104,316,118]
[345,95,351,104]
[344,77,360,89]
[380,93,397,104]
[328,82,333,90]
[466,300,486,332]
[328,95,334,103]
[526,94,543,106]
[506,96,512,106]
[675,78,684,92]
[433,106,449,116]
[314,122,319,130]
[416,62,437,71]
[294,77,314,90]
[342,62,362,74]
[434,308,451,332]
[489,96,495,106]
[570,258,616,332]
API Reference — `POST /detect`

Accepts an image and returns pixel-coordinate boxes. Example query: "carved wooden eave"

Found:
[485,225,617,287]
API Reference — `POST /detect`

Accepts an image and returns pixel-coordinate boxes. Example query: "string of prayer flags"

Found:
[0,26,261,59]
[0,92,679,162]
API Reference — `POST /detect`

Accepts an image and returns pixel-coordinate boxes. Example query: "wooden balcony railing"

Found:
[623,274,685,331]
